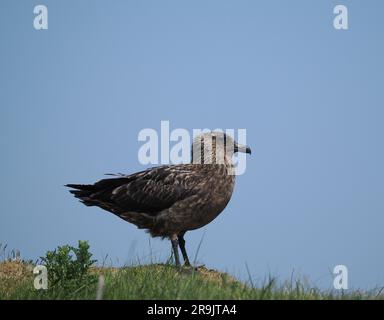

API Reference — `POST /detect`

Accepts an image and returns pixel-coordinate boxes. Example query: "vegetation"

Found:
[0,242,383,300]
[39,241,97,296]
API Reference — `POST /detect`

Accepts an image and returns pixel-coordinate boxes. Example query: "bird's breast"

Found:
[167,164,236,231]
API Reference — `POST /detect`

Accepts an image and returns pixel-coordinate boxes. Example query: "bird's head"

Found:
[191,131,251,165]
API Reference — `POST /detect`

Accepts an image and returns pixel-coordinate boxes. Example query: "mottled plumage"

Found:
[67,132,251,266]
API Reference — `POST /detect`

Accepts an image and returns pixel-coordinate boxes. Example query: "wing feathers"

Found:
[66,165,198,215]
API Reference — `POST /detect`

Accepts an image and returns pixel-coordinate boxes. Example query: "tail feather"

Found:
[65,184,96,191]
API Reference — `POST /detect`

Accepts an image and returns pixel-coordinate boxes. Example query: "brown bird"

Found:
[66,132,251,266]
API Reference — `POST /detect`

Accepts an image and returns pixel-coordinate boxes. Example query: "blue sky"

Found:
[1,0,383,290]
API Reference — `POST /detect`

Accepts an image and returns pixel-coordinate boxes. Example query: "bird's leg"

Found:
[171,234,181,267]
[178,233,191,267]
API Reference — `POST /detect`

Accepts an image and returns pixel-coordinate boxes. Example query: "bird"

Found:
[66,132,251,267]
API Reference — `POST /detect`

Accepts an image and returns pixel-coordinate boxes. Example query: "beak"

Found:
[235,143,252,155]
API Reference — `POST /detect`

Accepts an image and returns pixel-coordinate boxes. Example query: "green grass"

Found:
[1,261,383,300]
[1,242,383,300]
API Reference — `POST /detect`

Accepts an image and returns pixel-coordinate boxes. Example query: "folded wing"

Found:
[66,165,197,215]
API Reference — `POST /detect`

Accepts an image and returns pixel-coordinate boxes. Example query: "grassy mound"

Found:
[1,261,382,300]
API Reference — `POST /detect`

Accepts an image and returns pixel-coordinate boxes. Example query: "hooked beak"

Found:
[235,143,252,155]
